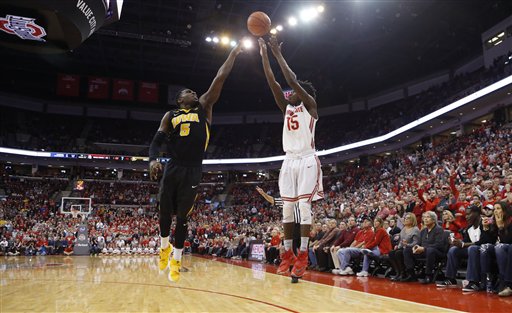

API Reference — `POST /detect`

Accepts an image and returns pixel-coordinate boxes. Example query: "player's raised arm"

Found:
[199,43,243,123]
[258,38,288,113]
[268,36,318,119]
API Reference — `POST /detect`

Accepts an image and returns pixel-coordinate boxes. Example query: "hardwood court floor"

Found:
[0,255,509,312]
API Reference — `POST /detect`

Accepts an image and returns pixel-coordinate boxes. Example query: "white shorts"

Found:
[279,153,323,203]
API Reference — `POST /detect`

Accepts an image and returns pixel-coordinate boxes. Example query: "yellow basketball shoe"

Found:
[168,258,182,282]
[158,244,173,272]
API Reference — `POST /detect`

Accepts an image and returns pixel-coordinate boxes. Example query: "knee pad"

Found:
[282,201,295,223]
[298,202,312,225]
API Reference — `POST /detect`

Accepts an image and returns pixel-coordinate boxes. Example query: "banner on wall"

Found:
[56,73,80,97]
[87,76,109,99]
[138,81,158,103]
[112,79,134,101]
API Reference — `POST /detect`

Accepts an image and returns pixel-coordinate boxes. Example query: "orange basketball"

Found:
[247,11,271,37]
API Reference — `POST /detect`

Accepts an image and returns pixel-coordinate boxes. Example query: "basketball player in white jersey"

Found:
[258,37,323,282]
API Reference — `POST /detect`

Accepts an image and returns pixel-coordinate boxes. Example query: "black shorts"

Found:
[158,162,202,219]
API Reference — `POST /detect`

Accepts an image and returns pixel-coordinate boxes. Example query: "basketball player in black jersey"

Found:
[149,43,243,282]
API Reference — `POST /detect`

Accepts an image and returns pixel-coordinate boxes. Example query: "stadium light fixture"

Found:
[300,8,318,22]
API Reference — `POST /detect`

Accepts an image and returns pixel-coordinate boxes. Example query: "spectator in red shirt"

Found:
[265,229,281,264]
[442,210,462,239]
[335,217,374,276]
[356,217,392,277]
[330,217,359,273]
[418,181,440,214]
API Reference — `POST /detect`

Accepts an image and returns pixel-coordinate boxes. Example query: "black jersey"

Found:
[167,105,210,166]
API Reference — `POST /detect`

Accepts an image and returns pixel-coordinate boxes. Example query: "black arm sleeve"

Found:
[149,131,167,161]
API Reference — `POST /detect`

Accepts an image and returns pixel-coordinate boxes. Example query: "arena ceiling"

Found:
[1,0,511,112]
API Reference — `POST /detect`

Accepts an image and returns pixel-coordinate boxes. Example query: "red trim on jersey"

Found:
[307,156,323,202]
[309,117,315,148]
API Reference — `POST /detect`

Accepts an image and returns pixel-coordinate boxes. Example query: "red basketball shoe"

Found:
[291,250,308,278]
[277,249,296,275]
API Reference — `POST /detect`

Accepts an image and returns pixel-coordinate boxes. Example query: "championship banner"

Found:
[88,76,109,99]
[138,81,159,103]
[112,79,134,101]
[56,73,80,97]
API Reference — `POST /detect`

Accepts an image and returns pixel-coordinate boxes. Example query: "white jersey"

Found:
[282,103,317,155]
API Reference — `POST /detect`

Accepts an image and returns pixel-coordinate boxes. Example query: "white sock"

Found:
[173,248,183,262]
[284,239,293,251]
[160,236,169,249]
[300,237,309,251]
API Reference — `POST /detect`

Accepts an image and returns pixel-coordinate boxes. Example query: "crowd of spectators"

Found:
[1,120,512,296]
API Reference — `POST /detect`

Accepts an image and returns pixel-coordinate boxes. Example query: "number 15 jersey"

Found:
[282,103,317,155]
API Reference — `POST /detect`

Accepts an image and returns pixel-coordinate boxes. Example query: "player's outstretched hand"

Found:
[149,160,163,181]
[256,186,274,205]
[268,35,282,56]
[232,41,244,56]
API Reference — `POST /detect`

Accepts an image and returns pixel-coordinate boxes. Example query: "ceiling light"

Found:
[212,36,219,43]
[221,36,229,45]
[300,8,318,22]
[205,37,212,42]
[270,28,277,35]
[317,5,325,13]
[230,40,236,47]
[242,38,253,49]
[481,119,487,123]
[276,25,283,32]
[288,16,298,26]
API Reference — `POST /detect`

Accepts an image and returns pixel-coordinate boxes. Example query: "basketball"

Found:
[247,11,271,37]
